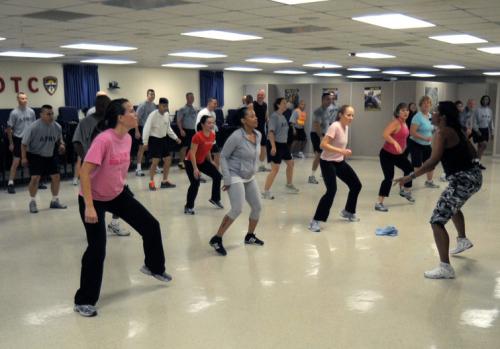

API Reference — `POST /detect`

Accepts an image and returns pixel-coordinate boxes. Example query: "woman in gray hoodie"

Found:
[209,108,264,256]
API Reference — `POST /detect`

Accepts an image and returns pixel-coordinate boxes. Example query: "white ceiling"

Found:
[1,0,500,78]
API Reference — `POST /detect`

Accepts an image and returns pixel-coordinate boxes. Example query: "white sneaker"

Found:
[298,152,305,159]
[425,180,440,189]
[340,209,360,222]
[285,183,299,193]
[424,262,455,279]
[439,173,448,182]
[374,202,388,212]
[308,220,321,232]
[450,237,473,255]
[308,175,319,184]
[72,177,79,186]
[261,191,275,200]
[107,222,131,236]
[399,189,415,203]
[258,165,270,172]
[156,167,163,174]
[135,169,145,177]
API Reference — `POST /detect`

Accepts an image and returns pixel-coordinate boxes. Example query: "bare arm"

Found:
[383,120,402,153]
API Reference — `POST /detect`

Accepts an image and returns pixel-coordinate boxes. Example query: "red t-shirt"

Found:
[185,131,215,164]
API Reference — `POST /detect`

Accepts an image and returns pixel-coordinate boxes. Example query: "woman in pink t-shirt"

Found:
[74,99,170,318]
[308,105,362,233]
[375,103,415,212]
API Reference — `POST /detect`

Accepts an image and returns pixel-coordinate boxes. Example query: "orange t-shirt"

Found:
[186,131,215,164]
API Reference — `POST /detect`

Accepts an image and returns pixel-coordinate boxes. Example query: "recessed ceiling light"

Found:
[352,14,435,29]
[346,75,371,79]
[0,51,64,58]
[61,43,137,51]
[313,72,342,77]
[181,30,262,41]
[274,70,307,75]
[224,66,263,72]
[353,52,395,59]
[0,37,6,41]
[246,57,293,64]
[382,70,411,75]
[477,47,500,54]
[433,64,465,69]
[271,0,328,4]
[411,73,436,78]
[81,58,136,64]
[162,63,208,68]
[483,72,500,76]
[303,62,342,68]
[429,34,487,44]
[347,67,380,72]
[168,51,227,59]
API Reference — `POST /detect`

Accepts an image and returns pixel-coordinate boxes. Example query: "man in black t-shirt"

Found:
[253,89,270,172]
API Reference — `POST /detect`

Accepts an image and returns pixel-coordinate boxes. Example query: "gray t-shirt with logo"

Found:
[178,104,198,130]
[72,114,100,158]
[136,101,157,126]
[22,119,62,157]
[7,107,36,138]
[268,111,289,143]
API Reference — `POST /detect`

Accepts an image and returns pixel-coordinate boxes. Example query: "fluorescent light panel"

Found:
[162,63,208,68]
[352,14,435,29]
[382,70,411,75]
[246,57,293,64]
[181,30,261,41]
[347,75,371,79]
[477,47,500,54]
[303,62,342,68]
[274,70,306,75]
[0,37,6,41]
[313,72,342,77]
[61,43,137,51]
[0,51,64,58]
[411,73,436,78]
[224,66,262,72]
[168,51,227,58]
[271,0,328,4]
[433,64,465,69]
[81,58,136,64]
[354,52,395,59]
[429,34,487,44]
[347,67,380,72]
[483,72,500,76]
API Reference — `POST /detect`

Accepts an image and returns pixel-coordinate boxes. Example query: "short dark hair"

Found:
[321,92,331,101]
[95,95,111,118]
[394,102,408,118]
[159,97,169,104]
[455,100,463,106]
[147,89,155,95]
[245,95,254,104]
[41,104,52,113]
[273,97,285,111]
[186,92,194,98]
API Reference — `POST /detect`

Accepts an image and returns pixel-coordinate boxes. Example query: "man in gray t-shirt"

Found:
[133,89,157,176]
[20,105,67,213]
[309,93,333,184]
[6,92,37,194]
[177,92,198,169]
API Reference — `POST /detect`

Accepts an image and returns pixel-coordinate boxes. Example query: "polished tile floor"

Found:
[1,157,499,349]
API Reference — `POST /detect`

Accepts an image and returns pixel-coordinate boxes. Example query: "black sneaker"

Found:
[184,206,195,215]
[7,184,15,194]
[209,236,227,256]
[38,183,47,190]
[209,199,224,209]
[245,233,264,246]
[479,163,486,170]
[160,181,176,189]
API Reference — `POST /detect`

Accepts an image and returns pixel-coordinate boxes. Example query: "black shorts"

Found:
[27,152,59,176]
[310,132,322,153]
[148,136,171,159]
[267,141,292,164]
[181,128,196,148]
[473,128,489,143]
[12,136,22,158]
[408,138,432,168]
[257,126,267,146]
[294,128,306,141]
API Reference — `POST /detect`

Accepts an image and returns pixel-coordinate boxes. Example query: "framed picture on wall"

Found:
[284,88,300,109]
[425,87,438,108]
[322,88,339,103]
[364,86,382,111]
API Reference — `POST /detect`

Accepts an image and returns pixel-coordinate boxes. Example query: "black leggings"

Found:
[75,190,165,306]
[184,159,222,209]
[378,148,412,197]
[313,159,362,222]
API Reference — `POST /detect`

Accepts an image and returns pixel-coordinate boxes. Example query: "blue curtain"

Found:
[63,64,100,109]
[199,70,224,107]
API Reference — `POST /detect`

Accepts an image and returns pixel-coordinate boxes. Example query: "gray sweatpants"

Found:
[226,179,262,221]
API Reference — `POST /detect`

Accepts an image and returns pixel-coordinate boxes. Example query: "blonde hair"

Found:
[419,95,432,107]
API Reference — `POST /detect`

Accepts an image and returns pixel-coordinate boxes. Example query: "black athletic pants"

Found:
[378,148,412,197]
[184,159,222,209]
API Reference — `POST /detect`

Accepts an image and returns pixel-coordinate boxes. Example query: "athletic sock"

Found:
[8,180,14,185]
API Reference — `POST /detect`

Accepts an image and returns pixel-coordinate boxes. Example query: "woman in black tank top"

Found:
[395,101,482,279]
